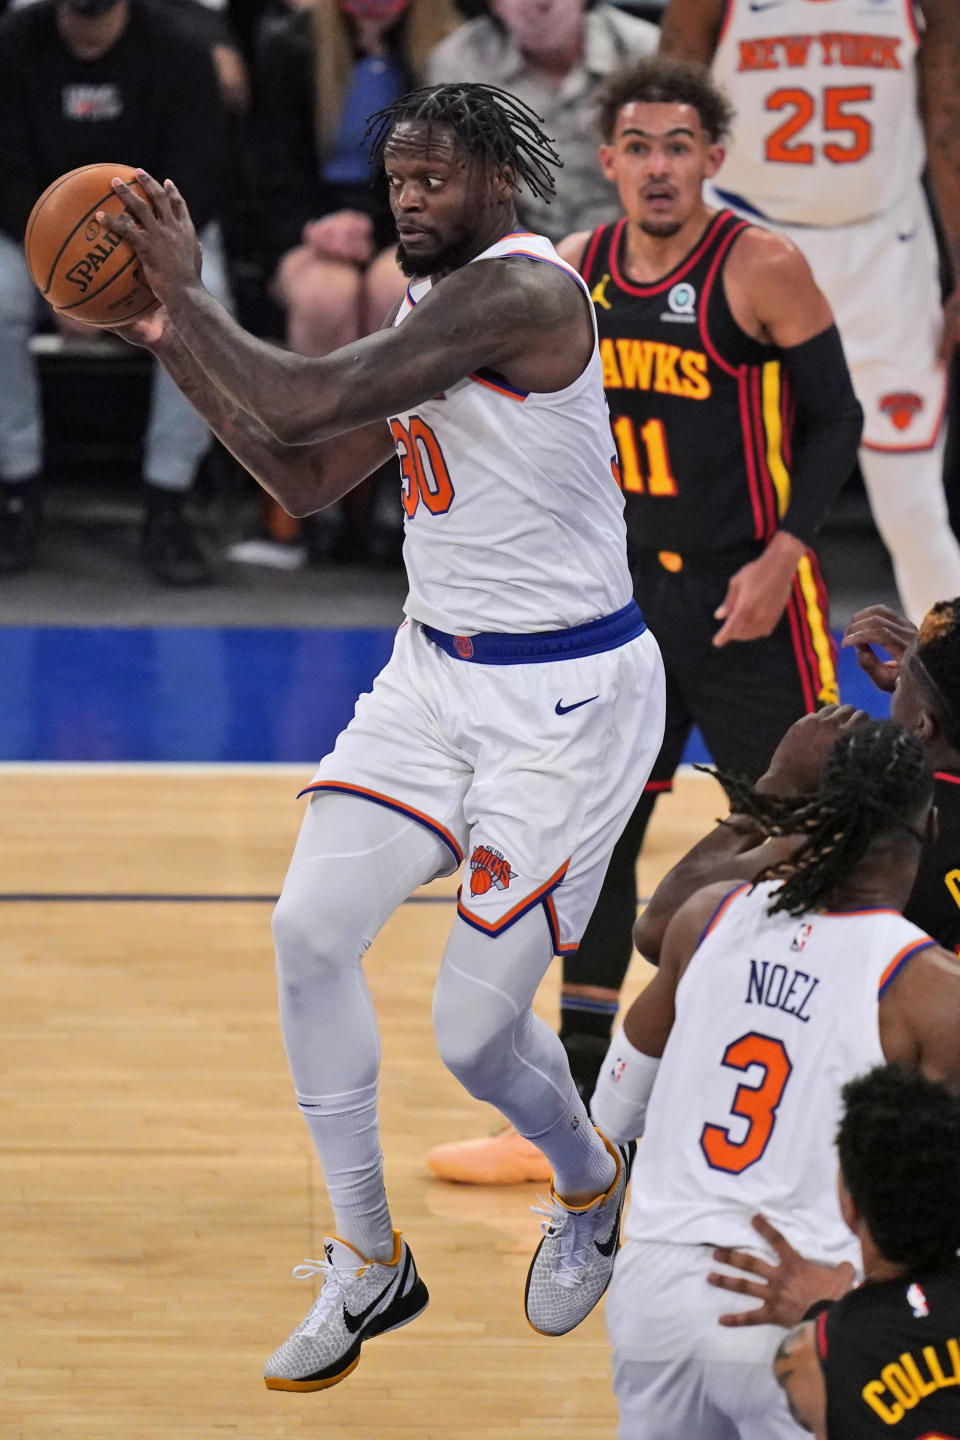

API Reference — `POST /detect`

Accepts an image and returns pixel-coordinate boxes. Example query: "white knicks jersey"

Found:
[624,880,935,1265]
[711,0,925,226]
[389,232,632,635]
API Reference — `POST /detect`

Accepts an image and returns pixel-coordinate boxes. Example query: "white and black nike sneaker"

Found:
[524,1134,629,1336]
[264,1231,428,1391]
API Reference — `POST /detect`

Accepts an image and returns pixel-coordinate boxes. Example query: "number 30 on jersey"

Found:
[390,415,454,518]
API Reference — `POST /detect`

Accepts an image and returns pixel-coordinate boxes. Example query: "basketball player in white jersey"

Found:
[658,0,960,623]
[589,718,960,1438]
[102,84,667,1389]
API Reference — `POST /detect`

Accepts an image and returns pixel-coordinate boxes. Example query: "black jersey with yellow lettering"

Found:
[817,1261,960,1439]
[905,772,960,954]
[581,210,794,555]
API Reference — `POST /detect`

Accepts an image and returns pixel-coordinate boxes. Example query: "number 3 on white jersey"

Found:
[700,1031,793,1174]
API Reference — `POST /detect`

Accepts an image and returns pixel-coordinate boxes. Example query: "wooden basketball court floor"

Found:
[1,764,720,1440]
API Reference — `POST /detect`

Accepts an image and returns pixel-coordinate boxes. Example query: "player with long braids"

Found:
[588,718,960,1439]
[98,83,667,1389]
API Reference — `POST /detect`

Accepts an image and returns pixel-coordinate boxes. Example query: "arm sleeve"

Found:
[776,324,863,548]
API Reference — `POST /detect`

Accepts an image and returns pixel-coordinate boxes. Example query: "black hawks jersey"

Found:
[905,772,960,954]
[580,210,795,556]
[817,1261,960,1439]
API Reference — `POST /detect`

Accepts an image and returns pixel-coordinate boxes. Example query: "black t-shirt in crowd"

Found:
[0,0,223,244]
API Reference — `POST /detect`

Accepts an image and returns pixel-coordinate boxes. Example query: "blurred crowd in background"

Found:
[0,0,957,587]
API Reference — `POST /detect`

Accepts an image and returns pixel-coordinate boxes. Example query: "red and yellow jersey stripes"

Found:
[580,211,800,559]
[625,880,934,1265]
[711,0,923,226]
[389,232,633,636]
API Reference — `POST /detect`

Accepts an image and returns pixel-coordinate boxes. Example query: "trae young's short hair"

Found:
[596,56,735,145]
[366,82,562,202]
[838,1066,960,1272]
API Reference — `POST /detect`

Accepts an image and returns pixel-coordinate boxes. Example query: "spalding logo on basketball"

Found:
[24,162,157,327]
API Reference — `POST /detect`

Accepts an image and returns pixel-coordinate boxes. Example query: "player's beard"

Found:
[396,227,480,278]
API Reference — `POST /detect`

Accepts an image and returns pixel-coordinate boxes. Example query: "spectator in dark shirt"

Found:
[0,0,231,583]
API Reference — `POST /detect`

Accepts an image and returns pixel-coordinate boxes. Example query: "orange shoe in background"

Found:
[427,1123,553,1185]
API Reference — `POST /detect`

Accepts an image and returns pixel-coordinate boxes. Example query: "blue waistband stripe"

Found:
[422,600,646,664]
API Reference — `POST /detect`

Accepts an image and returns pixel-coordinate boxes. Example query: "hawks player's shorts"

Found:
[710,179,946,452]
[606,1240,807,1440]
[301,606,665,954]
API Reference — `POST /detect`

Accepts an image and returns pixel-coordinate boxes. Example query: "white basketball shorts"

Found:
[606,1239,807,1440]
[302,604,665,953]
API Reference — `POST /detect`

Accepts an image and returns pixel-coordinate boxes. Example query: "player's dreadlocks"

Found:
[914,597,960,752]
[366,83,562,202]
[838,1065,960,1272]
[703,719,933,917]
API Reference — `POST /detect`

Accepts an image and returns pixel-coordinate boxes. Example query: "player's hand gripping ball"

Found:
[24,163,156,326]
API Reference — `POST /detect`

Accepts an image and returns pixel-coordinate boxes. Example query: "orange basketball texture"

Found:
[24,163,156,326]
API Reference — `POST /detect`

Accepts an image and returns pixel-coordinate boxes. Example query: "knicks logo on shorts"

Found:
[469,844,517,896]
[880,391,924,431]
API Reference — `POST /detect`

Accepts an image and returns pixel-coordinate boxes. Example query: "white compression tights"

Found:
[859,435,960,623]
[271,794,613,1259]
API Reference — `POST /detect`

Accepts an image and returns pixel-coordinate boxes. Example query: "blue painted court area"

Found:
[0,626,890,763]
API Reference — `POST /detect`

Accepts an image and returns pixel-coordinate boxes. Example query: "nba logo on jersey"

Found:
[791,922,813,953]
[907,1283,930,1318]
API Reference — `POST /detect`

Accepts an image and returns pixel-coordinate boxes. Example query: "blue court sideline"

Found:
[0,626,889,763]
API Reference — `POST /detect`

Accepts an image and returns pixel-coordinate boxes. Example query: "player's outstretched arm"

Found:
[918,0,960,359]
[116,305,394,516]
[107,170,590,445]
[656,0,725,62]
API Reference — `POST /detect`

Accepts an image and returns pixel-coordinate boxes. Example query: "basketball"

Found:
[24,163,156,327]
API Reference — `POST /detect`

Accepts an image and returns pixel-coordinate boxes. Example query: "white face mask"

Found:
[491,0,586,58]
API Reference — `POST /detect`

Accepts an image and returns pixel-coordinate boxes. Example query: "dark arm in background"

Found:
[918,0,960,359]
[251,13,320,267]
[656,0,725,63]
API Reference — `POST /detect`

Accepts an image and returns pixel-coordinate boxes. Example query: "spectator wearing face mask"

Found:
[425,0,658,243]
[0,0,231,583]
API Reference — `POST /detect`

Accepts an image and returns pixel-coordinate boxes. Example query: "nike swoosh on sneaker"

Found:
[555,695,599,715]
[343,1273,400,1335]
[594,1219,621,1258]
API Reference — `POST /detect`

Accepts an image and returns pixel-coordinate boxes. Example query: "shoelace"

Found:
[291,1257,358,1335]
[530,1195,592,1288]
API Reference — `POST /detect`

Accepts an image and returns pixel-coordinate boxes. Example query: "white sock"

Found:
[296,1081,394,1261]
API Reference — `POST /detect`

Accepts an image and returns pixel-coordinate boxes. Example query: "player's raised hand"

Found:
[707,1213,855,1329]
[99,169,204,308]
[755,704,869,796]
[841,604,917,693]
